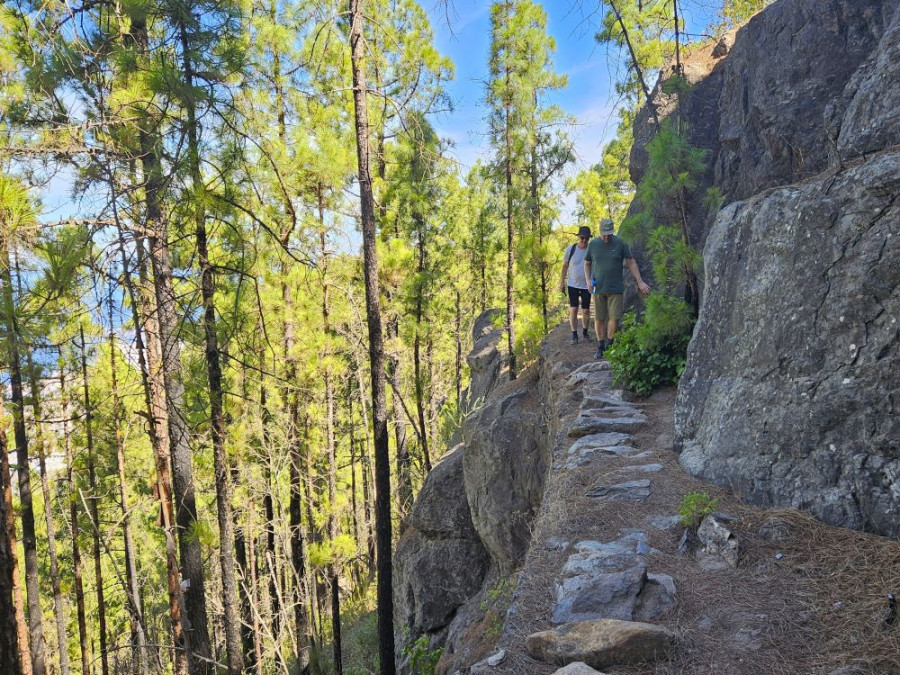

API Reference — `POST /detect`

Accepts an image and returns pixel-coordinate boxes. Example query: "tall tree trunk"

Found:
[0,416,24,675]
[24,352,69,675]
[0,240,45,675]
[348,2,396,671]
[61,361,89,675]
[177,22,242,673]
[530,126,548,334]
[385,317,411,519]
[319,196,343,675]
[261,382,283,656]
[412,218,432,473]
[353,357,376,579]
[128,9,202,670]
[106,290,150,675]
[122,229,187,675]
[79,327,110,675]
[281,266,311,672]
[504,75,517,380]
[455,290,462,410]
[146,137,211,675]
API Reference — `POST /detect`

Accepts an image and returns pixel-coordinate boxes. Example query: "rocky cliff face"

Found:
[648,0,900,536]
[393,310,555,661]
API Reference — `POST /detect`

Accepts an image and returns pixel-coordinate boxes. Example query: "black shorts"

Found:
[567,286,591,309]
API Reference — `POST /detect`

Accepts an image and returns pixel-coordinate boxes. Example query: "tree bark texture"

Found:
[348,1,397,670]
[0,241,45,675]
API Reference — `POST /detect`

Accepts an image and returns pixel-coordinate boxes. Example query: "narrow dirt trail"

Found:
[487,324,900,675]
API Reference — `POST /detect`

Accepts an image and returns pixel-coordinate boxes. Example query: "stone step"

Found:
[569,414,647,438]
[586,479,651,503]
[526,619,675,670]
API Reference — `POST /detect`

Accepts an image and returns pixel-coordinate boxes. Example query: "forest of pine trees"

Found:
[0,1,767,673]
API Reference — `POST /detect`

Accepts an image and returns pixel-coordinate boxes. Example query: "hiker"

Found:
[583,218,651,359]
[560,225,594,344]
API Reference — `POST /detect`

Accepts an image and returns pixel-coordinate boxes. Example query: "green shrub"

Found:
[679,491,718,529]
[606,294,694,396]
[401,634,443,675]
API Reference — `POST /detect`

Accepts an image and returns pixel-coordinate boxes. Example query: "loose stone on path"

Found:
[586,479,652,503]
[526,619,674,669]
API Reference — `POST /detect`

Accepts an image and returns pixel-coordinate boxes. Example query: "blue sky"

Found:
[423,0,720,223]
[425,0,624,177]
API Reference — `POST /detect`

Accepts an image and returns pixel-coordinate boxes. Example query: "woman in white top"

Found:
[559,225,594,344]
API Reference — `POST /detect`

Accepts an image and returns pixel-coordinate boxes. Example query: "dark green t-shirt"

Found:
[584,235,633,293]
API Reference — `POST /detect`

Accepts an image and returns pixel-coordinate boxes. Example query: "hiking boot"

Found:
[582,328,593,342]
[594,344,605,360]
[570,332,579,345]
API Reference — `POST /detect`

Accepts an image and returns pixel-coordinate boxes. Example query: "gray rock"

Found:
[409,445,478,538]
[569,413,647,438]
[565,361,611,387]
[469,647,505,671]
[834,5,900,161]
[463,384,551,572]
[634,573,677,622]
[552,565,648,624]
[551,663,608,675]
[394,446,490,635]
[567,433,633,455]
[580,392,632,408]
[545,537,570,551]
[393,533,490,634]
[562,535,649,576]
[646,515,682,531]
[625,0,894,305]
[697,516,740,568]
[465,309,504,408]
[586,480,652,503]
[526,619,675,669]
[675,152,900,537]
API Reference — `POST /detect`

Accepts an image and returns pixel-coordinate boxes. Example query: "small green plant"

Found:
[606,295,694,397]
[679,491,718,529]
[401,634,443,675]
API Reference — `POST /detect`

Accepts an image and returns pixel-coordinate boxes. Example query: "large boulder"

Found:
[462,376,551,573]
[675,151,900,537]
[464,309,505,409]
[394,446,490,635]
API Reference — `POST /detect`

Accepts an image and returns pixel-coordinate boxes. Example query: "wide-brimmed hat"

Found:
[577,226,592,238]
[599,218,614,235]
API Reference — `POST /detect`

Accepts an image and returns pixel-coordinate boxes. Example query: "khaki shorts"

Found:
[594,293,624,321]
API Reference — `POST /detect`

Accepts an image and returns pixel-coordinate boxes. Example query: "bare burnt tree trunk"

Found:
[0,240,45,675]
[79,327,110,675]
[0,419,24,675]
[348,2,396,670]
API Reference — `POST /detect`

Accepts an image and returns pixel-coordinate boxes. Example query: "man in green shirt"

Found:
[583,218,651,359]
